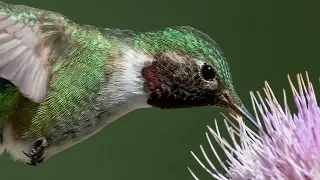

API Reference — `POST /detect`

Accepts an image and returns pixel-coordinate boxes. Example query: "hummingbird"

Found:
[0,1,258,166]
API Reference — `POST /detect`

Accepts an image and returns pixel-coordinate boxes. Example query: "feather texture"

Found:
[0,13,48,103]
[0,1,242,164]
[0,2,113,141]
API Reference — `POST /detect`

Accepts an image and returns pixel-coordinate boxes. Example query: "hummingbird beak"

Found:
[221,93,261,132]
[229,103,261,131]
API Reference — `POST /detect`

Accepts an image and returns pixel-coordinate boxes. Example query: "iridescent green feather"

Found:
[0,2,239,141]
[132,27,238,102]
[0,84,20,127]
[0,3,113,140]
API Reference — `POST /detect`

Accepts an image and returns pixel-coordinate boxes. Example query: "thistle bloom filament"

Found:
[189,73,320,180]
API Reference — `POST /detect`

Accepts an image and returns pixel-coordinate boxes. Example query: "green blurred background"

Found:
[1,0,320,179]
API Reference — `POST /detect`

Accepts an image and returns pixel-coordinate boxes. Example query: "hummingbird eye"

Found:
[201,64,216,81]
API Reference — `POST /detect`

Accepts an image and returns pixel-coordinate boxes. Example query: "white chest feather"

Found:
[98,48,152,122]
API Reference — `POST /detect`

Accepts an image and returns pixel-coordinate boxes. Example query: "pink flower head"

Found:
[189,72,320,180]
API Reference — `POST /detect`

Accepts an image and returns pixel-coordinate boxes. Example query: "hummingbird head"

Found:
[136,26,256,124]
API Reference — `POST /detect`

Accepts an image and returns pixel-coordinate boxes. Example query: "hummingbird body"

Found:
[0,1,256,165]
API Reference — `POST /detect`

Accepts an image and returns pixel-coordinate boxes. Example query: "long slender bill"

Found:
[230,104,261,132]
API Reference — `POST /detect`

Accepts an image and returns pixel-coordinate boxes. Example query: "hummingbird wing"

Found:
[0,2,84,103]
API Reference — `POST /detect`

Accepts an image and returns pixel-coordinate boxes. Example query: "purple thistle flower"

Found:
[189,72,320,180]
